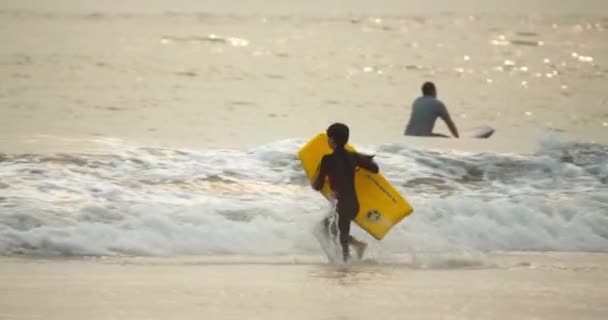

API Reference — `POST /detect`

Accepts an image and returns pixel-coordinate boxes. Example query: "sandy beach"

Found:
[1,253,607,320]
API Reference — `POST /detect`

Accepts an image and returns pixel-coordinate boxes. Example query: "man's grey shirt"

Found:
[404,96,449,136]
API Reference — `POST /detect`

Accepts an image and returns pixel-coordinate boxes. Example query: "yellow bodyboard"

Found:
[298,132,414,240]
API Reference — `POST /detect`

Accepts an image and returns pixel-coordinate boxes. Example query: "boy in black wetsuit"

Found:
[312,123,379,262]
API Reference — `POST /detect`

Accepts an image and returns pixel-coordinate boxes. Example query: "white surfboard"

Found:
[466,125,495,139]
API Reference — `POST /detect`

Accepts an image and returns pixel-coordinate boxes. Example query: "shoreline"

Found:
[1,252,607,320]
[2,250,607,267]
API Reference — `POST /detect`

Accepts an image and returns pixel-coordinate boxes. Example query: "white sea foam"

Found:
[0,137,606,257]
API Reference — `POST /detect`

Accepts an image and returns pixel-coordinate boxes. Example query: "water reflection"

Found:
[308,263,392,286]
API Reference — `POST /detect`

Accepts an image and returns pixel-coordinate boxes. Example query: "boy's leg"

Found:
[323,215,339,239]
[313,215,340,263]
[336,212,352,261]
[336,205,367,261]
[350,237,368,260]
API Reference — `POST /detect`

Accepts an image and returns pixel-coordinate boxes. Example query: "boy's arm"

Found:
[312,156,328,190]
[355,153,379,173]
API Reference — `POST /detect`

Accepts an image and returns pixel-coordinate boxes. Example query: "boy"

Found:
[312,123,379,262]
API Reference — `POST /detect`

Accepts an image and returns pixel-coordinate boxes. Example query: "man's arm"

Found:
[445,117,459,138]
[312,156,328,190]
[355,153,379,174]
[438,103,459,138]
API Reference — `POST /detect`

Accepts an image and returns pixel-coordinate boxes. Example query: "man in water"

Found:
[311,122,379,262]
[404,81,460,138]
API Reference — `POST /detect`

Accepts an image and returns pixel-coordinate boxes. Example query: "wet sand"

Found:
[1,253,607,320]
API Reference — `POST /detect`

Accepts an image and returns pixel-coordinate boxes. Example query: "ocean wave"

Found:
[1,137,606,257]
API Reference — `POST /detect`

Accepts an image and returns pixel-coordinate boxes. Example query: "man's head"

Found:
[421,81,437,97]
[326,122,349,149]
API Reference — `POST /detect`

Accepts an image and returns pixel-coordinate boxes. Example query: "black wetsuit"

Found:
[312,147,379,259]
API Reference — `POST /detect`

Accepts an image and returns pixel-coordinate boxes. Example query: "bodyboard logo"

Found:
[365,173,398,204]
[366,209,382,223]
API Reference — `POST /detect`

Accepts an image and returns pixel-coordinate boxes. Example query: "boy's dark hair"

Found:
[326,123,349,147]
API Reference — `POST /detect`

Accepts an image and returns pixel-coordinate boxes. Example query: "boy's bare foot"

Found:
[350,238,368,260]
